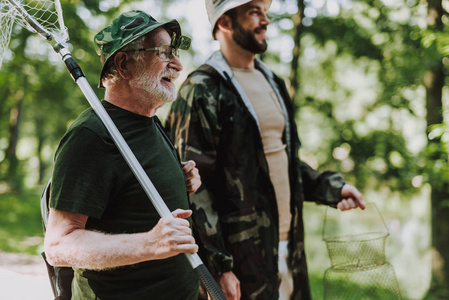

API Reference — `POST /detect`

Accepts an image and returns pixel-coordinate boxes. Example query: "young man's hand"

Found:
[337,184,366,211]
[182,160,201,195]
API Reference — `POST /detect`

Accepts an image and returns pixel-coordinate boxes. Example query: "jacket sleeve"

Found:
[166,73,233,276]
[300,161,346,206]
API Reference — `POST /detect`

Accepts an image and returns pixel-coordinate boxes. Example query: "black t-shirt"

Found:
[50,101,199,299]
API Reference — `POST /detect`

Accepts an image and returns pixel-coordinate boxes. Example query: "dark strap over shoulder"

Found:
[41,179,51,232]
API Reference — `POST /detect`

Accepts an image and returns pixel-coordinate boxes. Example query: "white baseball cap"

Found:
[205,0,271,37]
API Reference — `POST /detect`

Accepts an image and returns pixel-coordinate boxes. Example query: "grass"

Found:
[0,189,45,255]
[309,272,325,299]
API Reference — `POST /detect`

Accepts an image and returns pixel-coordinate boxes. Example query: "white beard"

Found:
[131,64,177,105]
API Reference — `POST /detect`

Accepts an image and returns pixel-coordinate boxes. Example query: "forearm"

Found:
[45,229,153,270]
[44,208,197,270]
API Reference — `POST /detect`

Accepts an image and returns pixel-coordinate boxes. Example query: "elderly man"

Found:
[166,1,366,299]
[44,11,200,300]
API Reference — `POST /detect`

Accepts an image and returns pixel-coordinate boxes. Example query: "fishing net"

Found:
[325,232,388,267]
[0,0,68,68]
[0,1,16,68]
[323,262,400,299]
[322,203,401,299]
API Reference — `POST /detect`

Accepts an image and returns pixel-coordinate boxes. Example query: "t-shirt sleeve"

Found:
[50,125,119,219]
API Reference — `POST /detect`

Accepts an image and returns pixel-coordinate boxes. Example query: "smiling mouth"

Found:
[255,26,267,34]
[162,77,173,82]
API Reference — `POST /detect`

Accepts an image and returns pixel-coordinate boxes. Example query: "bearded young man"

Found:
[44,11,202,300]
[166,1,366,299]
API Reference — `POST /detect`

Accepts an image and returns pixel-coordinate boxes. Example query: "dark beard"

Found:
[231,22,268,54]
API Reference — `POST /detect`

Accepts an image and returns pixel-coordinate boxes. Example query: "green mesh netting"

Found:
[322,204,401,299]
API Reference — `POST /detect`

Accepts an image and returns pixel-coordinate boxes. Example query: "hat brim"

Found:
[98,19,181,88]
[210,0,272,37]
[210,0,252,36]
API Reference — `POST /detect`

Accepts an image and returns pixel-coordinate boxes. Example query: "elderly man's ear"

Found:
[114,52,133,80]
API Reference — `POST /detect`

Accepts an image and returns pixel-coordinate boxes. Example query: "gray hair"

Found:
[101,35,147,87]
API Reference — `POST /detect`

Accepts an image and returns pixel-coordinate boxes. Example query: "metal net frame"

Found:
[323,261,401,300]
[0,0,68,68]
[324,232,388,268]
[0,0,17,68]
[17,0,66,34]
[322,203,401,299]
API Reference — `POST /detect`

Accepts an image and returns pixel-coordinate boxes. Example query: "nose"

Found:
[261,12,270,26]
[168,54,183,72]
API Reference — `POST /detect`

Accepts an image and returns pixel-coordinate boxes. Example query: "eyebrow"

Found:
[247,4,267,12]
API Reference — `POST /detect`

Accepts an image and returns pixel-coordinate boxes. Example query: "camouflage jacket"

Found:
[166,51,346,300]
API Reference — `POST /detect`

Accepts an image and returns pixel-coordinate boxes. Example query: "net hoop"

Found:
[0,0,69,68]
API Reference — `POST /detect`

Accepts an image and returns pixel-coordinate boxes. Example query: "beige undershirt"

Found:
[232,67,292,241]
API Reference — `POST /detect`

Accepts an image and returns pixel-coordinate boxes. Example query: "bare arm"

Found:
[44,208,198,270]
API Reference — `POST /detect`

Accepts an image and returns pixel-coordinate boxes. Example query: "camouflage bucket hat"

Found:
[94,10,191,87]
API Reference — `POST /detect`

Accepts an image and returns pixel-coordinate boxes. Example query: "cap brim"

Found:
[210,0,272,37]
[98,19,181,88]
[210,0,252,36]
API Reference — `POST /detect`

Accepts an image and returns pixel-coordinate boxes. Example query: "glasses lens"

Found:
[158,45,171,61]
[156,45,179,61]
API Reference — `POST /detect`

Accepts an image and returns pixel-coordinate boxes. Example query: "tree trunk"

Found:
[289,0,305,113]
[426,63,449,297]
[36,128,44,185]
[0,86,11,176]
[4,75,26,191]
[0,86,10,122]
[35,116,46,185]
[425,0,449,296]
[430,184,449,297]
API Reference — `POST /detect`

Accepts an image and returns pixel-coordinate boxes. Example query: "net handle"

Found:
[6,0,53,42]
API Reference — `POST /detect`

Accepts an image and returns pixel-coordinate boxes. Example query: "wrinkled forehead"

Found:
[142,27,171,47]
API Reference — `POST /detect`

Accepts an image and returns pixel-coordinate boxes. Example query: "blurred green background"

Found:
[1,0,449,298]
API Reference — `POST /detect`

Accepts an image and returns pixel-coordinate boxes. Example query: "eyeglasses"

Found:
[123,45,179,61]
